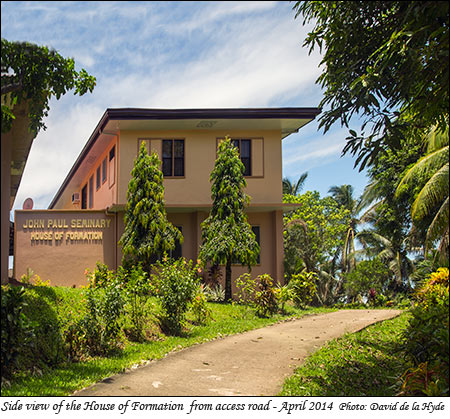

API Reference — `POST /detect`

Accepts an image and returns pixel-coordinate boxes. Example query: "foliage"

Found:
[282,172,308,196]
[396,126,449,260]
[152,258,200,335]
[287,271,317,309]
[190,286,212,325]
[275,285,293,314]
[283,191,350,305]
[236,274,281,317]
[342,258,392,303]
[1,286,34,380]
[293,1,449,170]
[2,289,333,396]
[121,265,152,342]
[400,268,449,396]
[253,274,279,318]
[1,39,95,134]
[202,284,225,302]
[199,137,259,301]
[279,313,411,396]
[283,191,350,277]
[119,143,183,272]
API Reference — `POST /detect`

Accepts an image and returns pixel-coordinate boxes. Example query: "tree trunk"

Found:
[225,259,232,301]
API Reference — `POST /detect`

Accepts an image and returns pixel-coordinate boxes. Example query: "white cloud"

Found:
[4,1,333,210]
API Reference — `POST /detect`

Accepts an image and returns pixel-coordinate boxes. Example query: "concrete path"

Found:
[73,309,402,396]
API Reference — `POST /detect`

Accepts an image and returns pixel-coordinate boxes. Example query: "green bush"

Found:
[254,274,279,317]
[190,286,212,325]
[121,265,152,342]
[236,273,279,317]
[400,268,449,396]
[153,258,200,335]
[288,272,317,309]
[1,286,34,379]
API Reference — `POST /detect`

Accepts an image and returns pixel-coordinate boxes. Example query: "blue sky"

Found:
[2,1,368,211]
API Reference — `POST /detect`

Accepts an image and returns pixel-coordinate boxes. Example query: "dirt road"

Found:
[74,309,402,396]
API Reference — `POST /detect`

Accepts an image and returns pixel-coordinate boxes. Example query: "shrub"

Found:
[288,272,317,308]
[400,268,449,396]
[203,284,225,302]
[254,274,279,317]
[190,286,212,325]
[236,273,257,306]
[236,273,279,317]
[153,258,200,335]
[1,286,34,380]
[122,265,152,342]
[275,284,293,313]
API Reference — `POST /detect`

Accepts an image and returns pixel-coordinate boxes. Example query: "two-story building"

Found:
[14,107,320,293]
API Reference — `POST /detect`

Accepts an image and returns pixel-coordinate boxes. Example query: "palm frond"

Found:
[396,146,449,196]
[425,196,449,251]
[412,162,449,220]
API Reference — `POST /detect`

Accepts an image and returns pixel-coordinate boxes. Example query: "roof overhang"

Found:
[49,107,320,209]
[1,99,37,209]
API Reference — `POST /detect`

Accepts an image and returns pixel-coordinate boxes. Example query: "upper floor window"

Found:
[231,139,251,176]
[96,166,101,190]
[81,184,87,209]
[88,175,94,208]
[162,139,185,177]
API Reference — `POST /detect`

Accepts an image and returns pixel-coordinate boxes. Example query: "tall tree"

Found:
[293,1,449,170]
[282,172,308,196]
[199,137,259,301]
[119,143,183,272]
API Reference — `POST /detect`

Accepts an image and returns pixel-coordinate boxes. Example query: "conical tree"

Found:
[199,137,260,301]
[119,143,183,271]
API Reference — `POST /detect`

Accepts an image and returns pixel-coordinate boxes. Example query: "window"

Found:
[81,184,87,209]
[96,166,101,190]
[88,175,94,209]
[162,139,184,177]
[109,145,116,187]
[102,157,107,184]
[231,139,251,176]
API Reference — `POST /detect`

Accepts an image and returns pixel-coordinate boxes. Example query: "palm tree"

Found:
[396,125,449,261]
[328,184,359,273]
[356,229,414,292]
[283,172,308,196]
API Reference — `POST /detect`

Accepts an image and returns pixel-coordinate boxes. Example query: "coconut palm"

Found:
[396,125,449,260]
[356,229,414,292]
[282,172,308,196]
[328,184,359,273]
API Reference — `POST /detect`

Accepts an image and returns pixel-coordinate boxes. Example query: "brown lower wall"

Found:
[14,209,284,291]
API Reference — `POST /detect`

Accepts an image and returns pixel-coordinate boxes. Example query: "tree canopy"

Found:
[199,137,259,301]
[1,39,96,134]
[293,1,449,170]
[119,143,183,271]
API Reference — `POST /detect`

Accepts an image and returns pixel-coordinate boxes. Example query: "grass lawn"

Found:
[279,312,411,396]
[1,292,335,397]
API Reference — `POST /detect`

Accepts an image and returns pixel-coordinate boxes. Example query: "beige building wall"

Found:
[117,129,283,206]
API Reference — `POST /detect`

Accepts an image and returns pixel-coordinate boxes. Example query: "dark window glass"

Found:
[96,166,101,190]
[81,184,87,209]
[109,146,115,161]
[231,139,251,176]
[88,176,94,208]
[102,157,107,183]
[162,139,184,177]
